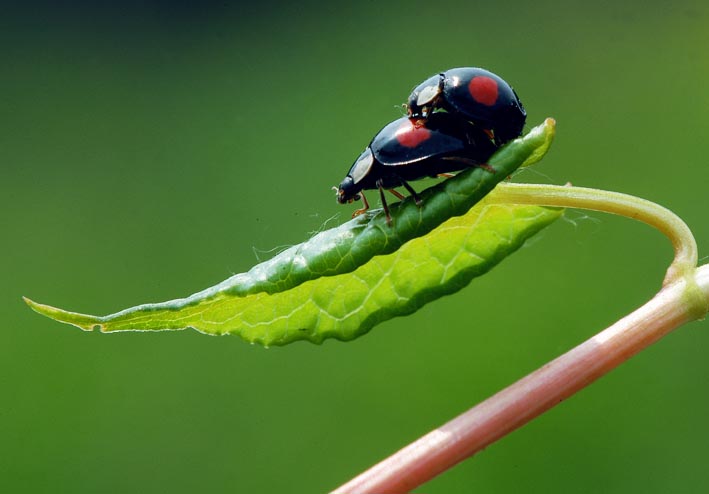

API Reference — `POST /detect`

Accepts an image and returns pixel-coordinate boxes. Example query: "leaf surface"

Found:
[25,119,560,345]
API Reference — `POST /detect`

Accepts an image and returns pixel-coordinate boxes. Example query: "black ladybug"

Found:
[407,67,526,146]
[336,113,497,224]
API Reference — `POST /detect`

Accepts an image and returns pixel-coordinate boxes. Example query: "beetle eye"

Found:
[354,194,361,201]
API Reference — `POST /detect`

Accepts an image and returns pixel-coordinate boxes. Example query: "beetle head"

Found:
[407,73,444,117]
[335,177,360,204]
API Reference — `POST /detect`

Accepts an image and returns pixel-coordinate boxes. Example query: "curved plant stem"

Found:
[332,184,709,494]
[490,183,698,286]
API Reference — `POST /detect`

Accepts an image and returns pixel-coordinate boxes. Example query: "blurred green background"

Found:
[3,1,709,492]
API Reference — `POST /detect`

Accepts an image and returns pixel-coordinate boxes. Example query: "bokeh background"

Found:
[3,1,709,492]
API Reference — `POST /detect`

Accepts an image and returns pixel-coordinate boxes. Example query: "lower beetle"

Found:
[336,112,497,224]
[407,67,526,146]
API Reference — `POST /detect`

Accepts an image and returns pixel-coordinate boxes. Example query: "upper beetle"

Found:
[407,67,526,146]
[336,112,497,224]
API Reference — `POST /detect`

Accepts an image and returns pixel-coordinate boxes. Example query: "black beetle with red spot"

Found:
[336,112,497,224]
[407,67,526,146]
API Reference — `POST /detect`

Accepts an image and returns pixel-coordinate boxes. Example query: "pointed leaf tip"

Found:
[24,296,103,332]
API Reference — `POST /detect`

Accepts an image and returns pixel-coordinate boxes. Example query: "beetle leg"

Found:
[385,178,422,207]
[437,173,455,178]
[351,191,370,218]
[376,179,392,226]
[387,189,406,200]
[399,179,422,206]
[478,163,496,173]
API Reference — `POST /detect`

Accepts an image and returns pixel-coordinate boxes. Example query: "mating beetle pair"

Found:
[336,67,526,224]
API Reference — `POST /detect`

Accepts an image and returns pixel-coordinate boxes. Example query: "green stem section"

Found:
[489,183,698,285]
[488,183,707,321]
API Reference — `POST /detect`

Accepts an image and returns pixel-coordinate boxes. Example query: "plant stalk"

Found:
[333,264,709,494]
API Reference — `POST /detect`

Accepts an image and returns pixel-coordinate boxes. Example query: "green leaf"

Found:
[25,119,561,345]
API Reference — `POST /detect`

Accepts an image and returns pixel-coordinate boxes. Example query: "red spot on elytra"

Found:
[468,76,498,106]
[395,120,431,148]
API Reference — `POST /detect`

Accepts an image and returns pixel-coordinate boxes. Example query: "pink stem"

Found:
[333,265,709,494]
